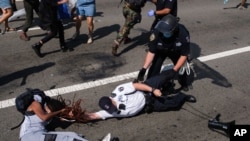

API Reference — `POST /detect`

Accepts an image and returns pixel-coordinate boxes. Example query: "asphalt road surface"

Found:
[0,0,250,141]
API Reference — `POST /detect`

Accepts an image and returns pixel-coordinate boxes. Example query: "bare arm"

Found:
[173,55,187,71]
[84,112,102,121]
[155,8,171,16]
[143,51,155,69]
[28,101,64,121]
[57,0,68,5]
[133,82,162,97]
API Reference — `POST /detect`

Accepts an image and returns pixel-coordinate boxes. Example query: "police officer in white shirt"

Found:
[85,69,196,121]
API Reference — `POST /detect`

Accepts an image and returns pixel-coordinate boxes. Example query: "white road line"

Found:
[1,46,250,109]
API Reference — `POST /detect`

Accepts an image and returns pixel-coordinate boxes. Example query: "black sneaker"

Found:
[111,137,120,141]
[60,45,68,52]
[68,47,74,52]
[185,95,197,103]
[32,43,43,58]
[181,86,189,92]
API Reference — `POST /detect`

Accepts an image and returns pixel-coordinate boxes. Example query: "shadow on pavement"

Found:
[0,62,55,86]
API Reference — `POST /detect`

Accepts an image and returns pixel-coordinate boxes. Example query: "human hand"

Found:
[152,89,162,97]
[162,69,177,81]
[68,110,74,117]
[137,68,147,82]
[60,108,66,113]
[147,10,155,17]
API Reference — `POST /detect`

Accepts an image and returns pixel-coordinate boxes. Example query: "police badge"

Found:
[150,33,155,41]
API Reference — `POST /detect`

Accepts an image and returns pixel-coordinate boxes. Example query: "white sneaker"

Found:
[102,133,111,141]
[72,31,79,40]
[87,36,93,44]
[238,5,246,10]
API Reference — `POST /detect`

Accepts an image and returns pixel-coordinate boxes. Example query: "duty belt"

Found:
[143,93,155,114]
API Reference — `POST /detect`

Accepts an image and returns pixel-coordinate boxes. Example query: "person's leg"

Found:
[144,69,173,89]
[3,19,11,30]
[0,8,13,34]
[11,0,17,11]
[0,8,13,23]
[169,53,189,91]
[112,7,141,56]
[32,24,57,57]
[238,0,247,9]
[33,0,40,16]
[72,4,86,40]
[241,0,247,5]
[20,0,34,41]
[84,4,95,44]
[40,25,57,44]
[57,20,68,52]
[152,93,187,112]
[72,16,82,39]
[86,16,94,44]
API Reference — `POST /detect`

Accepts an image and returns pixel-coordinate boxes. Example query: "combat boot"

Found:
[123,37,131,44]
[32,43,43,58]
[112,44,119,56]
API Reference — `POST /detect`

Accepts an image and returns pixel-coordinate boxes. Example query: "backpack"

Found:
[125,0,146,7]
[11,88,50,130]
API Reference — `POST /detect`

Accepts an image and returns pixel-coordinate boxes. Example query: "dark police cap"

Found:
[99,96,118,114]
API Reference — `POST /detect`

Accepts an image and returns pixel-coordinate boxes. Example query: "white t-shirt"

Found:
[95,82,146,120]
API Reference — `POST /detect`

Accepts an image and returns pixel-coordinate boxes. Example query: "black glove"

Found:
[137,68,147,82]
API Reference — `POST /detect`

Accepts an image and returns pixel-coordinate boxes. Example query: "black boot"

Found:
[60,44,68,52]
[32,43,43,58]
[185,95,196,103]
[123,37,131,44]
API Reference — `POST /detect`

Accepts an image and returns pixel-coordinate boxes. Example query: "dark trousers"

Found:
[147,51,188,87]
[143,70,188,113]
[152,93,187,112]
[22,0,40,32]
[41,20,65,46]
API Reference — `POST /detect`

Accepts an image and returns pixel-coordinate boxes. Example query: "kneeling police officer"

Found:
[137,14,191,91]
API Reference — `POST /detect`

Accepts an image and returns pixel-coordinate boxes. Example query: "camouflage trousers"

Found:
[115,5,141,45]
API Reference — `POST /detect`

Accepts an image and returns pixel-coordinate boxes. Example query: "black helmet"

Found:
[154,14,178,37]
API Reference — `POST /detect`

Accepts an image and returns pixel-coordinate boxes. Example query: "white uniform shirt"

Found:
[95,82,146,120]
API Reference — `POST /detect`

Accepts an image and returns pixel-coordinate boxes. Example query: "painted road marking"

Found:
[1,46,250,109]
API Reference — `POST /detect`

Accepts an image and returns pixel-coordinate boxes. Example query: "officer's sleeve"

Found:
[179,25,190,56]
[180,39,190,56]
[148,31,159,53]
[165,0,176,9]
